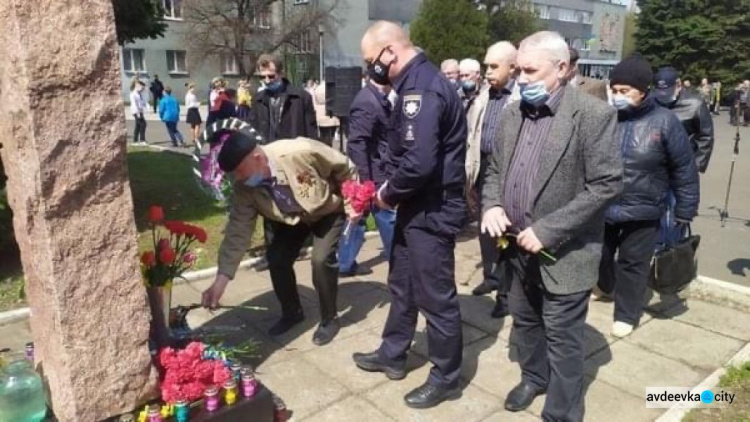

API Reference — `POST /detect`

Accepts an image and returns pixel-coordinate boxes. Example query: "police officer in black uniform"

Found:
[352,21,468,409]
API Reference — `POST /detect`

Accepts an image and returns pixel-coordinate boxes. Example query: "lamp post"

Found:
[318,24,325,81]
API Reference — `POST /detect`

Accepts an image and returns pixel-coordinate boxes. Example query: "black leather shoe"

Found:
[404,382,460,409]
[352,351,406,380]
[504,382,545,412]
[491,298,510,319]
[472,280,496,296]
[340,265,373,278]
[312,318,340,346]
[268,311,305,336]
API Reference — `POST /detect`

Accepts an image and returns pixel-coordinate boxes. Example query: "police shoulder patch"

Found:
[403,94,422,119]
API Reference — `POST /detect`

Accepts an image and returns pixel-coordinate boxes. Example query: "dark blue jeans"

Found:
[338,206,396,272]
[164,121,184,145]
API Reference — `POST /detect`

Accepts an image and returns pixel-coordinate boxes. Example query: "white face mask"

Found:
[612,94,635,110]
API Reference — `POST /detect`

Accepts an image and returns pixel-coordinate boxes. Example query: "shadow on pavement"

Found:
[200,281,389,369]
[643,290,689,319]
[727,258,750,276]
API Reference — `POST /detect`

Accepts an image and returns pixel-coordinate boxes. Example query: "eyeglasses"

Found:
[260,73,277,81]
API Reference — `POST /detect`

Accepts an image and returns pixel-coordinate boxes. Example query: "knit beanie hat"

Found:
[610,55,653,93]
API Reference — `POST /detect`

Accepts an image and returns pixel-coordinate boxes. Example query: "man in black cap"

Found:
[200,131,360,346]
[654,66,714,173]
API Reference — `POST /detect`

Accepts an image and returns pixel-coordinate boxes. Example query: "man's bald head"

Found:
[484,41,518,90]
[361,21,412,55]
[485,41,517,64]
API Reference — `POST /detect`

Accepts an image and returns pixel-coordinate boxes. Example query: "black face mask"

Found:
[367,47,394,85]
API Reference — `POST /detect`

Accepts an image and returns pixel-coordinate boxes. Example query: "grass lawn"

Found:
[128,147,250,271]
[684,362,750,421]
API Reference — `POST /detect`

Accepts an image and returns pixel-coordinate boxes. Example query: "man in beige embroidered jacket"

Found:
[201,132,359,346]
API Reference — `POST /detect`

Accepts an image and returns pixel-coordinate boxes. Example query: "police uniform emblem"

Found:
[403,94,422,119]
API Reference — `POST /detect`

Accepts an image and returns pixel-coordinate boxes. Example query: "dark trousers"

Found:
[164,121,184,145]
[265,213,345,323]
[319,126,336,147]
[378,223,462,389]
[506,247,589,422]
[477,153,506,299]
[152,95,162,113]
[133,114,147,142]
[598,220,660,326]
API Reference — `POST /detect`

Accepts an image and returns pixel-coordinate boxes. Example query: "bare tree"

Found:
[182,0,340,78]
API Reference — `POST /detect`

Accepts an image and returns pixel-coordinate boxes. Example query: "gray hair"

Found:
[519,31,570,64]
[441,59,459,71]
[459,58,481,74]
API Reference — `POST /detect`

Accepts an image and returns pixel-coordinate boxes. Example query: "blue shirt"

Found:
[158,94,181,122]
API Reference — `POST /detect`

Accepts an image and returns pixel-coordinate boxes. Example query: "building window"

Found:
[163,0,182,20]
[254,6,271,29]
[580,39,591,51]
[221,54,239,75]
[166,50,187,74]
[294,31,313,53]
[557,8,577,22]
[535,4,550,19]
[122,48,146,73]
[293,0,310,4]
[579,11,592,24]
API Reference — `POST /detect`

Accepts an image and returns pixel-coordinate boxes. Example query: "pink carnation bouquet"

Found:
[341,180,376,237]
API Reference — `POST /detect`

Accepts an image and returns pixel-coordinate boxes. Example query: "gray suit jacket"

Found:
[481,86,623,295]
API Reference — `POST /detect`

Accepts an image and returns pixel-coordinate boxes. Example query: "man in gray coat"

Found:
[480,31,622,421]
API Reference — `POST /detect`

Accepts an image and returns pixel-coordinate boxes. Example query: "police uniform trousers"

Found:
[378,213,463,389]
[265,212,345,324]
[505,245,590,422]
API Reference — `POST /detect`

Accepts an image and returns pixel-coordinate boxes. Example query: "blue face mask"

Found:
[461,80,477,93]
[612,94,635,111]
[520,81,550,107]
[265,79,283,94]
[244,173,266,188]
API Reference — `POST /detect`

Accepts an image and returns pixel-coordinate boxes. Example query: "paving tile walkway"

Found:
[2,231,748,421]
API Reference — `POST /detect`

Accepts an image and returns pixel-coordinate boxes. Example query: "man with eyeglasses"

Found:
[248,54,318,143]
[352,21,468,409]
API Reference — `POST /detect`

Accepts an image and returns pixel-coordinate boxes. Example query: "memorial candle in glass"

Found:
[223,379,238,405]
[241,372,258,398]
[205,386,220,412]
[174,400,189,422]
[147,405,162,422]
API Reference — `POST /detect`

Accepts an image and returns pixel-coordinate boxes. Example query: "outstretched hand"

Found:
[201,274,230,310]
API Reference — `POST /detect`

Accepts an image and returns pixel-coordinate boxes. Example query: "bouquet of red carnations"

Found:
[140,206,208,288]
[341,180,376,237]
[158,342,232,403]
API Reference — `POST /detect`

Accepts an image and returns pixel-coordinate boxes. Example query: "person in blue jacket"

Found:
[158,86,185,147]
[337,77,397,276]
[598,56,699,339]
[352,21,467,409]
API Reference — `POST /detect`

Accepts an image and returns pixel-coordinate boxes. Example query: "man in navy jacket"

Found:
[338,79,397,276]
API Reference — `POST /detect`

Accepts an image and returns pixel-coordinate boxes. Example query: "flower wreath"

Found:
[192,118,265,202]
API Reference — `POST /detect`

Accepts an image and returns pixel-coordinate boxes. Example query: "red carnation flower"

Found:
[342,180,376,214]
[164,221,186,236]
[159,247,177,265]
[141,251,156,267]
[157,238,171,251]
[148,205,165,223]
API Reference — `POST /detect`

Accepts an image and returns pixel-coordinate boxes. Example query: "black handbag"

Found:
[648,225,701,295]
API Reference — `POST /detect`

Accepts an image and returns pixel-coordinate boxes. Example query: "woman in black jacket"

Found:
[598,56,700,338]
